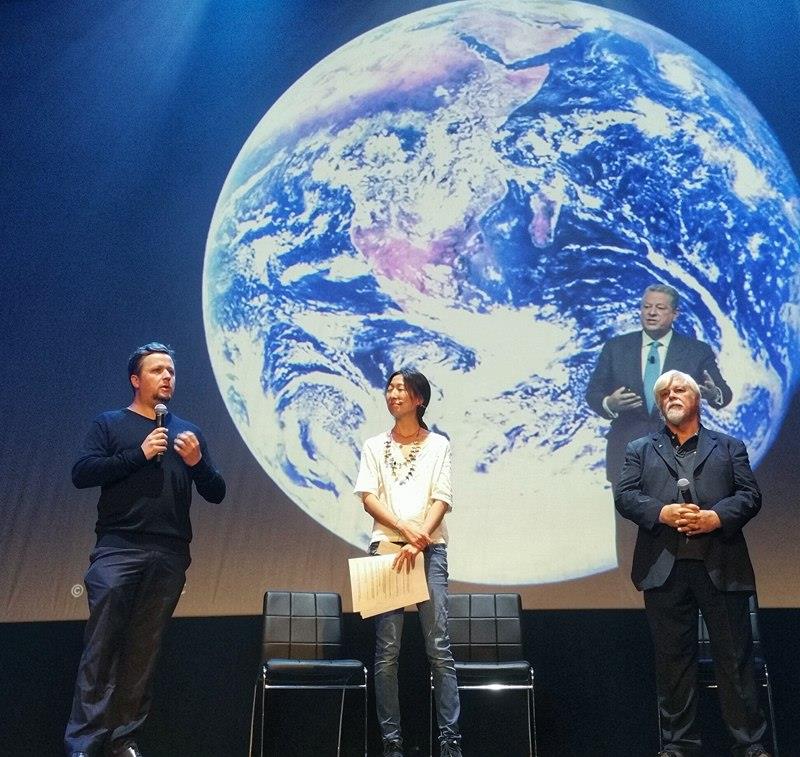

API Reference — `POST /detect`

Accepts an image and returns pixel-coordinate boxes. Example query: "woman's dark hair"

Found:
[386,368,431,430]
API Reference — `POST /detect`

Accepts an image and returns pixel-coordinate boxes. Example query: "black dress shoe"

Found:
[117,749,142,757]
[109,741,142,757]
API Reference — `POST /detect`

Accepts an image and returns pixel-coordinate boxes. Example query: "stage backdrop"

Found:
[2,0,799,620]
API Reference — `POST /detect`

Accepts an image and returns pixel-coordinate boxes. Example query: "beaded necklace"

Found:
[383,430,421,485]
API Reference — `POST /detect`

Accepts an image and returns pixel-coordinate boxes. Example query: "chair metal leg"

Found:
[261,681,267,757]
[525,689,533,757]
[252,679,367,757]
[336,688,346,757]
[764,665,779,757]
[429,671,435,757]
[337,673,371,757]
[248,676,260,757]
[363,668,368,757]
[529,667,538,757]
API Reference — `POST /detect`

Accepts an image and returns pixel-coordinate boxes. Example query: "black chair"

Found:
[430,593,537,756]
[250,591,367,756]
[657,595,778,755]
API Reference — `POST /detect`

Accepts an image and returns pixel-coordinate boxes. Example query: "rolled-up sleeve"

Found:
[354,442,380,500]
[431,440,453,510]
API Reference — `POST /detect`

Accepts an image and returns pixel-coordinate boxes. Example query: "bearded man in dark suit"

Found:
[615,370,769,757]
[586,284,732,487]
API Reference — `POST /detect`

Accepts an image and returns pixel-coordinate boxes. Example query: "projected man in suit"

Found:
[586,283,732,487]
[65,343,226,757]
[615,370,769,757]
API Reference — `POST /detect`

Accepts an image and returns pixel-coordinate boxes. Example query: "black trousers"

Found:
[644,560,766,756]
[64,546,189,756]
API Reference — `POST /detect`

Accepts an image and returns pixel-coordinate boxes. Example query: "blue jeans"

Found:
[371,543,461,746]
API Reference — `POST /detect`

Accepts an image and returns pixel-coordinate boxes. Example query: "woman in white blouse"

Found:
[354,368,462,757]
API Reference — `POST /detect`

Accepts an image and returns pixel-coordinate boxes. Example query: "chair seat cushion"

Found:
[455,660,532,686]
[264,658,364,686]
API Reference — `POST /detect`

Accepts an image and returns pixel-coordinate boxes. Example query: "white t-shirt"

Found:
[354,430,452,545]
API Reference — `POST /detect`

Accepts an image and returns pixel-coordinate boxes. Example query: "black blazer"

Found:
[585,330,732,483]
[614,427,760,592]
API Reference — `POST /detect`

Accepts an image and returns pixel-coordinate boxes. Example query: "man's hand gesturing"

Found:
[174,431,202,466]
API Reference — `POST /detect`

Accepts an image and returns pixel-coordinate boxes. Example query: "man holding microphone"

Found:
[65,342,226,757]
[615,370,769,757]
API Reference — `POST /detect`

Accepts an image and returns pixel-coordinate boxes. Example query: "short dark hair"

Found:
[127,342,175,386]
[644,283,680,309]
[386,368,432,430]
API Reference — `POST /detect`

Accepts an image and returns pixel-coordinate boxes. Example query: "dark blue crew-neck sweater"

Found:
[72,408,226,555]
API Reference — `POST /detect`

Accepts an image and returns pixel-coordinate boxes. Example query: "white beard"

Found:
[665,406,687,425]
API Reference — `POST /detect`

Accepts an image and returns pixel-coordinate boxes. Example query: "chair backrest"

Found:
[262,591,343,662]
[448,593,524,662]
[698,594,766,677]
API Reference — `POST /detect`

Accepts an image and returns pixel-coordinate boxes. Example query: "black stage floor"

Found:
[2,610,796,756]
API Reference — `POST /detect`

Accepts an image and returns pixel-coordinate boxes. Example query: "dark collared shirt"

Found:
[668,427,709,560]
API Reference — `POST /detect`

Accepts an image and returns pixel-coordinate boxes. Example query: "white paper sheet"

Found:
[348,546,429,618]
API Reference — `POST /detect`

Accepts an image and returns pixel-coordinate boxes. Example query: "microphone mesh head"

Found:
[154,403,168,416]
[677,477,690,489]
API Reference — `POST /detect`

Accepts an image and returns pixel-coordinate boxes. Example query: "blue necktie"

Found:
[643,340,662,414]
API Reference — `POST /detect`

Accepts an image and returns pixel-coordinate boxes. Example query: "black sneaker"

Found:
[744,746,771,757]
[383,739,403,757]
[440,738,463,757]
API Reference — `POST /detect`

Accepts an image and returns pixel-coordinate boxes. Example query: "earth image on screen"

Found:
[204,0,800,583]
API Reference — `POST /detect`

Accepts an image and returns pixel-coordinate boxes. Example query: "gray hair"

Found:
[643,283,680,309]
[652,370,701,415]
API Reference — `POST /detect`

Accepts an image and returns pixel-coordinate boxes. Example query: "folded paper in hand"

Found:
[348,543,429,618]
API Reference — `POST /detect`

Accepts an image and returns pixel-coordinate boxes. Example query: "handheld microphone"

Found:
[677,477,692,503]
[155,403,168,462]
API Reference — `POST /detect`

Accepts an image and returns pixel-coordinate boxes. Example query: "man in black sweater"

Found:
[65,343,226,757]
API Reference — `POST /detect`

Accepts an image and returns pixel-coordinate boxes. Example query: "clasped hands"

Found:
[659,503,721,535]
[392,520,432,573]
